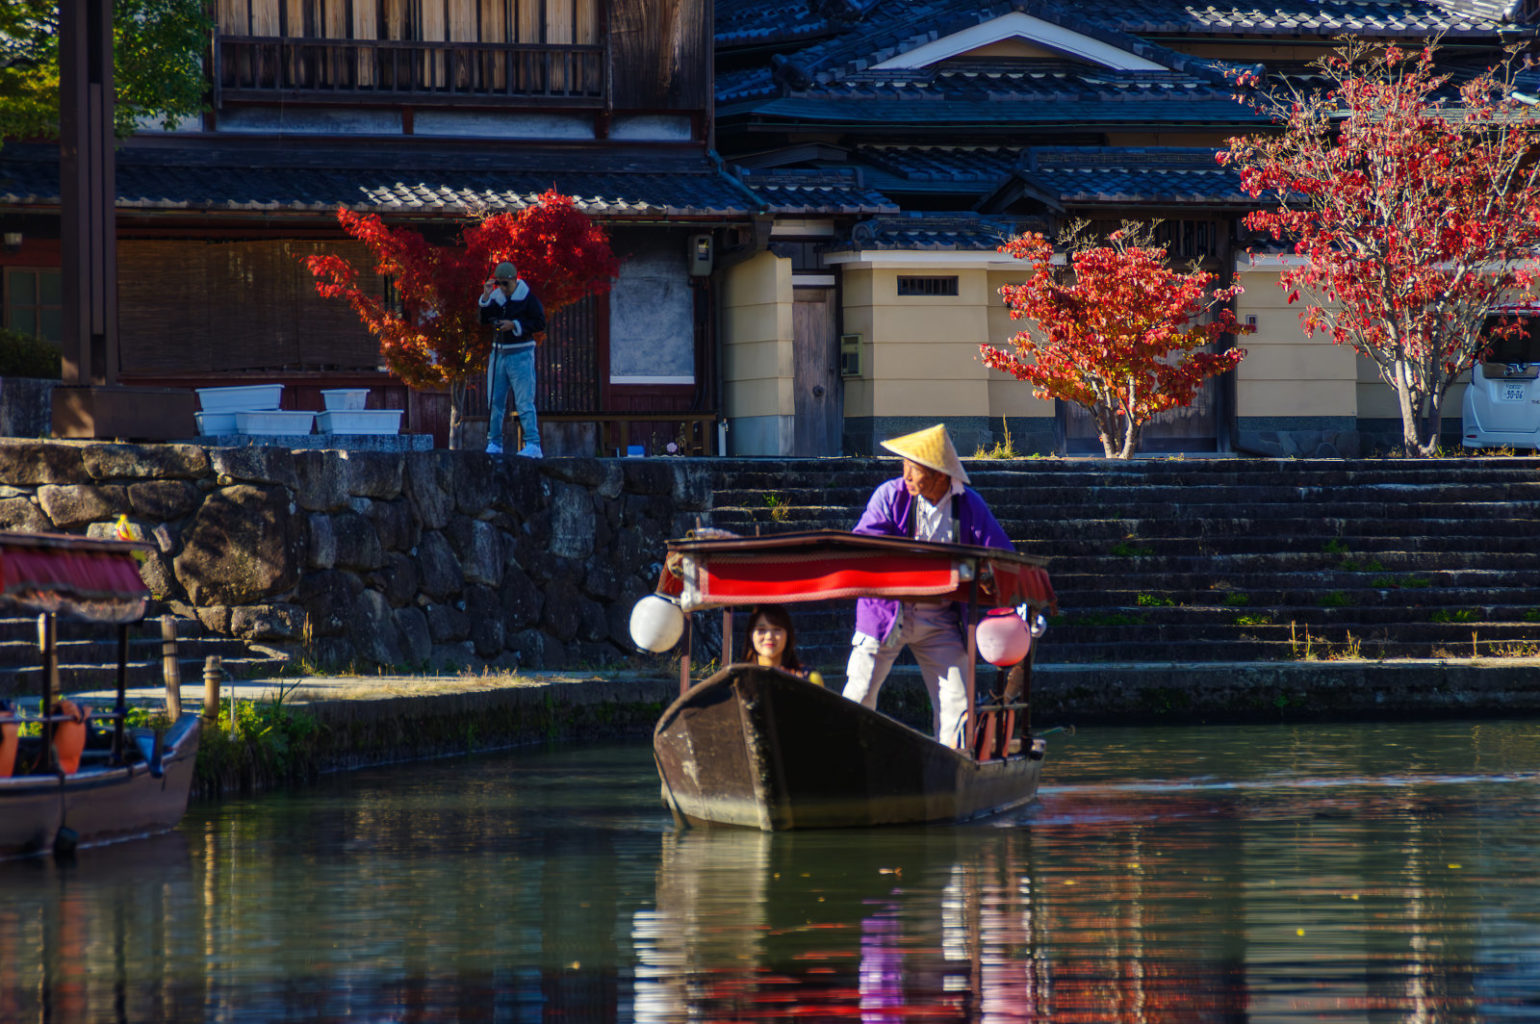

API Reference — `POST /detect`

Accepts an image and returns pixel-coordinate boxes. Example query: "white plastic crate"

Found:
[195,411,237,435]
[321,389,369,411]
[196,384,283,413]
[316,409,403,435]
[236,410,315,436]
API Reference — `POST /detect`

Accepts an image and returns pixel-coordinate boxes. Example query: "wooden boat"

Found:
[649,530,1057,830]
[0,532,202,859]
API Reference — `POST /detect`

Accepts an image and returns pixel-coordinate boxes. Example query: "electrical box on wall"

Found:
[689,234,713,276]
[839,334,863,378]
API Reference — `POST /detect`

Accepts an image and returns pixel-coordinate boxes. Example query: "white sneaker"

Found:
[485,441,503,455]
[515,445,543,459]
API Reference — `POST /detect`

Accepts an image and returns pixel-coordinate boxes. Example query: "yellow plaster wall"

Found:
[845,267,998,418]
[721,252,793,419]
[985,269,1057,418]
[1234,268,1357,417]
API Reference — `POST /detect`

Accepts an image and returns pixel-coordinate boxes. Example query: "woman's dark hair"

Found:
[744,603,802,671]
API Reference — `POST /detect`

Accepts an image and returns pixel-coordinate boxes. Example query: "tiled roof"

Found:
[736,169,898,214]
[831,212,1036,251]
[1101,0,1519,37]
[856,145,1022,184]
[716,0,837,48]
[717,66,780,104]
[1018,146,1249,205]
[762,0,1232,88]
[0,142,761,218]
[739,65,1264,127]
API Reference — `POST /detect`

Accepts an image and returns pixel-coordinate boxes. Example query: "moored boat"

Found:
[0,532,202,859]
[638,530,1057,831]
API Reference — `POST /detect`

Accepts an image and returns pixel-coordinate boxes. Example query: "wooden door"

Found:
[793,288,840,456]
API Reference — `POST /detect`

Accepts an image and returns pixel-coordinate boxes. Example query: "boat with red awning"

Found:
[0,532,202,859]
[644,530,1057,831]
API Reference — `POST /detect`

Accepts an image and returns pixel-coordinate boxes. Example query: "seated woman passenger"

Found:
[744,604,823,685]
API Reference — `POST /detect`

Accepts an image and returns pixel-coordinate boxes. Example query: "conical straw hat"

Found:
[879,423,969,485]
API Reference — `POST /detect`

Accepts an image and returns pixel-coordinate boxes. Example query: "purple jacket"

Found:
[852,477,1013,641]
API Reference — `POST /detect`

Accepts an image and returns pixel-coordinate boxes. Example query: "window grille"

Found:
[896,276,958,297]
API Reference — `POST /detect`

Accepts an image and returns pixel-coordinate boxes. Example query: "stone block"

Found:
[349,589,403,667]
[127,479,199,521]
[173,484,306,606]
[208,446,300,489]
[424,601,470,643]
[465,584,505,657]
[404,450,455,530]
[295,569,363,637]
[0,497,49,533]
[416,530,465,600]
[37,483,127,528]
[83,442,210,481]
[549,482,596,560]
[0,441,85,485]
[291,450,351,511]
[231,604,306,640]
[446,516,504,587]
[393,605,432,665]
[331,510,384,571]
[307,514,336,569]
[338,450,403,500]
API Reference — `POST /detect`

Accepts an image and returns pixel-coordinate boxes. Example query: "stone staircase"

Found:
[0,611,291,701]
[703,457,1540,673]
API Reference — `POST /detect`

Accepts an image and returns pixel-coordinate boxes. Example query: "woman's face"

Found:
[750,615,788,666]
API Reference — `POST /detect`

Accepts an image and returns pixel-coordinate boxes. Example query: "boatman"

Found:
[842,423,1013,749]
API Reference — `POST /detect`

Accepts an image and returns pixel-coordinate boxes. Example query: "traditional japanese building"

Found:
[713,0,1539,456]
[0,0,757,451]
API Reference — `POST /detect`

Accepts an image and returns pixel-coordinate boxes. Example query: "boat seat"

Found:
[0,703,16,778]
[51,700,89,775]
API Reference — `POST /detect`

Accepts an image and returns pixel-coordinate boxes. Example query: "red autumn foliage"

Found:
[1220,41,1540,456]
[981,231,1247,459]
[303,190,618,447]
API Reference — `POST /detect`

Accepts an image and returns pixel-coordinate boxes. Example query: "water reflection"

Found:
[2,721,1540,1022]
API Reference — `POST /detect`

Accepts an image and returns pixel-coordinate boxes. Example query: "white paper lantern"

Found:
[630,594,685,653]
[977,609,1030,667]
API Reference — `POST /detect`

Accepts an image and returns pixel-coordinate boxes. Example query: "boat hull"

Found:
[654,665,1044,830]
[0,714,202,859]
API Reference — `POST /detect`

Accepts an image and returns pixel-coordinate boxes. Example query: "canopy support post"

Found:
[722,610,734,666]
[964,574,979,755]
[679,616,693,697]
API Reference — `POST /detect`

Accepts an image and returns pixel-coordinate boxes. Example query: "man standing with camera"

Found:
[478,260,547,457]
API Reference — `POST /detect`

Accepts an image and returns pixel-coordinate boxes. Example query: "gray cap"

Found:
[494,261,516,280]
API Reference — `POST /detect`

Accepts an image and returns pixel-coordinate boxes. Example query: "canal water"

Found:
[4,717,1540,1022]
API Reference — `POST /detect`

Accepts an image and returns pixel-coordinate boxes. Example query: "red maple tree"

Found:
[304,190,618,448]
[1220,41,1540,456]
[981,230,1247,459]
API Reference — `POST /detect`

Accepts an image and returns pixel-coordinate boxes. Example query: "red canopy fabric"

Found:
[688,549,960,607]
[665,530,1056,614]
[0,534,150,624]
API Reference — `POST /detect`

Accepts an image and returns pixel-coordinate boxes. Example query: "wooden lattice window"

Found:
[3,268,63,343]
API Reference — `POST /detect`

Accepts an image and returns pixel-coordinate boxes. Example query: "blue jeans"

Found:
[487,344,539,451]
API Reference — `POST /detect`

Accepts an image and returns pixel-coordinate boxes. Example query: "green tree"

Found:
[0,0,210,141]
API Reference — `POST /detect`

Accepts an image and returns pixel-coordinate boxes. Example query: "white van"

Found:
[1462,306,1540,449]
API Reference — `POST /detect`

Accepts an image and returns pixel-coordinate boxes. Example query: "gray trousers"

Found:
[843,602,969,748]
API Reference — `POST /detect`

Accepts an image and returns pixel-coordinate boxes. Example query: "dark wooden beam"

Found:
[58,0,117,388]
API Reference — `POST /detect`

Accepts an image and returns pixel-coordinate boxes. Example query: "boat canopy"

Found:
[0,532,151,625]
[659,530,1056,614]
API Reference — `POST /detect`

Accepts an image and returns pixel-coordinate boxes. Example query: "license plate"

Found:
[1504,383,1527,401]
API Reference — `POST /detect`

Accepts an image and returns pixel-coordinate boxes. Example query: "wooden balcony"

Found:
[215,35,607,106]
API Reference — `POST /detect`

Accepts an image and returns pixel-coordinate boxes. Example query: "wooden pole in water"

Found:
[113,623,127,761]
[37,613,55,766]
[202,655,221,727]
[160,615,182,719]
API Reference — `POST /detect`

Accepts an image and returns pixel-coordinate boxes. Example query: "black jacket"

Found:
[479,279,546,346]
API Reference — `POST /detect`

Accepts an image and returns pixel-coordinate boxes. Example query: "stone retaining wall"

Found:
[0,440,712,671]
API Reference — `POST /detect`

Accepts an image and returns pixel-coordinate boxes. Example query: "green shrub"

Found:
[0,327,62,379]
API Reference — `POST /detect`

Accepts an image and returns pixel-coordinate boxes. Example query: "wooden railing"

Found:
[215,35,606,105]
